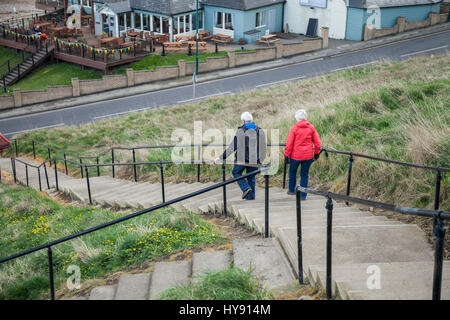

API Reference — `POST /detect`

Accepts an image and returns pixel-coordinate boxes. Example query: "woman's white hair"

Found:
[241,112,253,122]
[295,109,307,122]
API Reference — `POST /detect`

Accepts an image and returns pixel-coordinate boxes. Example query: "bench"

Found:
[211,34,233,45]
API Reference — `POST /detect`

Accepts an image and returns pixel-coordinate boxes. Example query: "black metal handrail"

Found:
[9,136,449,211]
[295,185,449,300]
[0,166,271,300]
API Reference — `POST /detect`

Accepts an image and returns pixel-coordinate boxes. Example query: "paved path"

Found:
[1,24,449,138]
[2,157,449,300]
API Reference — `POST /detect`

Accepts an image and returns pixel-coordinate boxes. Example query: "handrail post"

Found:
[160,162,165,203]
[47,246,55,300]
[54,159,59,191]
[132,149,137,182]
[11,158,17,183]
[25,164,29,186]
[64,153,68,175]
[282,156,288,189]
[345,154,354,206]
[325,197,334,300]
[432,214,446,300]
[32,140,36,159]
[111,148,115,178]
[197,145,201,182]
[43,161,50,190]
[96,157,100,177]
[47,147,51,160]
[38,167,42,191]
[15,139,18,157]
[79,158,83,178]
[85,165,92,205]
[433,171,442,229]
[222,163,227,217]
[296,186,304,284]
[264,173,269,238]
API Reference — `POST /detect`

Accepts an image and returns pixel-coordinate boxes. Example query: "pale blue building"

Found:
[202,0,286,43]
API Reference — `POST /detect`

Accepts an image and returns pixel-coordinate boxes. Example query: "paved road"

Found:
[1,30,449,139]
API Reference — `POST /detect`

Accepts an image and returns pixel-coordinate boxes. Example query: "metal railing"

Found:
[0,165,270,300]
[9,136,449,210]
[295,186,450,300]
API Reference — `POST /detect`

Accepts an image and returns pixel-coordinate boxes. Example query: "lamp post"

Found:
[195,0,199,75]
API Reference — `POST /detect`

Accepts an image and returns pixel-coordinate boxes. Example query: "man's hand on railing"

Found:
[214,157,221,164]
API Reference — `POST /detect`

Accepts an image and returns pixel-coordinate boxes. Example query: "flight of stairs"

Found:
[2,157,449,300]
[67,239,295,300]
[2,46,53,86]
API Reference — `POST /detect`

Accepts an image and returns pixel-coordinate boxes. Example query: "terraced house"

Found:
[284,0,444,40]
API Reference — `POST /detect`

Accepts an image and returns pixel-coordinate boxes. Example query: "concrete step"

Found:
[192,250,233,282]
[148,260,192,300]
[276,224,434,281]
[89,285,117,300]
[309,261,450,299]
[115,273,151,300]
[233,238,296,290]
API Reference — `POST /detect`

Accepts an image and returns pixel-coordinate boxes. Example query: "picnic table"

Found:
[211,34,233,45]
[257,34,280,46]
[186,41,207,52]
[128,31,140,40]
[198,30,213,41]
[48,26,65,38]
[100,37,119,47]
[151,34,169,45]
[120,41,135,49]
[175,34,194,42]
[162,41,183,52]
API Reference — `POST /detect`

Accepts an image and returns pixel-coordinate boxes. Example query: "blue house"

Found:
[202,0,286,43]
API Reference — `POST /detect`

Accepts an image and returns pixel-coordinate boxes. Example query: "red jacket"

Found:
[285,120,321,161]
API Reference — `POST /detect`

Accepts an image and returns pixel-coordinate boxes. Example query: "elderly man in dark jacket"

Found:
[215,112,266,200]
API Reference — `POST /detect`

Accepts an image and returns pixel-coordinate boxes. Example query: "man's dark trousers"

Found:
[232,165,258,200]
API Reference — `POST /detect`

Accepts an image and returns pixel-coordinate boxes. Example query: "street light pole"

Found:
[195,0,199,75]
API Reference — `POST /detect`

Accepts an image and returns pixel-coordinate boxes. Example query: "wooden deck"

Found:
[54,51,148,74]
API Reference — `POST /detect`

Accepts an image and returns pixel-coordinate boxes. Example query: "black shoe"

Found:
[287,191,296,196]
[242,188,252,199]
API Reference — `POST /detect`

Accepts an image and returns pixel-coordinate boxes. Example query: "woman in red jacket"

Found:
[285,109,321,199]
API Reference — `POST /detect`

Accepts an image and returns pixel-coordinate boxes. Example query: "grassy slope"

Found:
[1,62,103,95]
[0,183,225,299]
[13,54,450,210]
[0,51,229,93]
[112,51,229,74]
[0,46,29,76]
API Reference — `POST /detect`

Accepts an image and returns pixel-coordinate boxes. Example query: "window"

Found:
[185,14,191,33]
[134,13,141,29]
[173,16,178,34]
[215,12,223,28]
[224,13,233,30]
[179,15,185,33]
[215,12,233,30]
[192,11,203,30]
[119,13,125,31]
[162,17,169,34]
[256,11,267,28]
[143,14,150,31]
[125,12,131,29]
[153,15,161,33]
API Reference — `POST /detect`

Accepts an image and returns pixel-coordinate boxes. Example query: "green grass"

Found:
[0,183,226,300]
[112,51,229,74]
[0,62,103,95]
[0,46,29,76]
[9,54,450,209]
[159,267,273,300]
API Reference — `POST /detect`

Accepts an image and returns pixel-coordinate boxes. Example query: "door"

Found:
[268,9,276,33]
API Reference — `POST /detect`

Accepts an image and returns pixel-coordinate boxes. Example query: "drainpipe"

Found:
[281,2,285,33]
